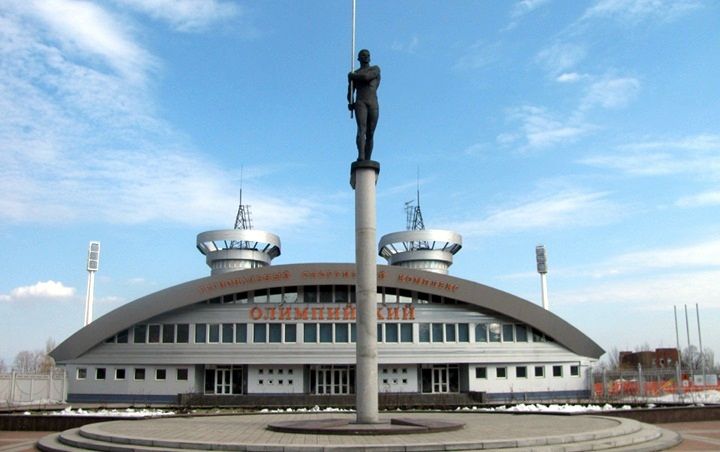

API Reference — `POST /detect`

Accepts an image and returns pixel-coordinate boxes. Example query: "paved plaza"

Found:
[30,411,682,451]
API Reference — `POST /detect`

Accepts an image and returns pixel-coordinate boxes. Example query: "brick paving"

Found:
[3,414,718,450]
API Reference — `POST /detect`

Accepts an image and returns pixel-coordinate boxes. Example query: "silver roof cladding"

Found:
[51,263,604,362]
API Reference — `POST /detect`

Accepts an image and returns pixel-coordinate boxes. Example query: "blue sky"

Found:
[1,0,719,366]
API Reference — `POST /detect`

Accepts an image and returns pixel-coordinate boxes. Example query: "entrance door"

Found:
[421,365,459,393]
[215,368,232,394]
[312,365,354,394]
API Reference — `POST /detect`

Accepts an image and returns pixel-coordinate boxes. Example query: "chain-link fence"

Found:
[0,369,66,406]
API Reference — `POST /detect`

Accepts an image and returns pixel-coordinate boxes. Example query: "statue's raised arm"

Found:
[348,49,380,161]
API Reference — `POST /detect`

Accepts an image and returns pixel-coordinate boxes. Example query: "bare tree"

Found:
[12,337,56,374]
[38,338,56,373]
[0,359,7,373]
[13,350,38,373]
[598,347,620,370]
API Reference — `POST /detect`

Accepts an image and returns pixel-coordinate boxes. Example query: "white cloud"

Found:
[676,190,720,208]
[581,0,702,24]
[621,134,720,151]
[454,41,500,70]
[501,106,593,150]
[511,0,551,18]
[535,43,586,75]
[114,0,240,32]
[581,77,640,109]
[26,0,154,84]
[0,281,76,302]
[391,36,419,54]
[0,2,322,231]
[554,270,720,309]
[556,72,585,83]
[580,134,720,177]
[449,190,621,237]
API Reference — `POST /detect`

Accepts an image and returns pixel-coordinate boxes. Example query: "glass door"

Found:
[215,368,231,394]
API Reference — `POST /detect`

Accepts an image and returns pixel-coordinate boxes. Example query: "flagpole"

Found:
[350,0,356,118]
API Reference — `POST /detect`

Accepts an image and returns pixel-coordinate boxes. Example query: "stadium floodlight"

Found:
[535,245,549,310]
[83,241,100,326]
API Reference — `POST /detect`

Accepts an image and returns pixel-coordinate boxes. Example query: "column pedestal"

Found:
[350,159,380,424]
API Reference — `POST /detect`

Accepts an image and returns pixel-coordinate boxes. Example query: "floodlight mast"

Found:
[83,241,100,326]
[536,245,549,310]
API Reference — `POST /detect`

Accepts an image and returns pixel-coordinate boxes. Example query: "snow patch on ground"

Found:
[44,407,176,417]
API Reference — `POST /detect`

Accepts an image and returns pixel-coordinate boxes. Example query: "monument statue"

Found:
[347,49,380,161]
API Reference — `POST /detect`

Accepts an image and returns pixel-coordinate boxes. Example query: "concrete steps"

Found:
[36,414,683,452]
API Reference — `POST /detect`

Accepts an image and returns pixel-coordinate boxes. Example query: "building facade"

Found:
[52,263,604,405]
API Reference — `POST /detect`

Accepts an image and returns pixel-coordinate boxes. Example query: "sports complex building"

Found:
[51,204,604,406]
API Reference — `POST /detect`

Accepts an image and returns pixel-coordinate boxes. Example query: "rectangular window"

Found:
[148,324,161,343]
[516,366,527,378]
[458,323,469,342]
[335,285,349,304]
[95,368,106,380]
[134,368,146,380]
[162,324,175,343]
[208,324,220,343]
[532,328,546,342]
[116,329,129,343]
[335,323,348,342]
[385,323,399,342]
[155,369,167,380]
[400,323,413,342]
[432,323,444,342]
[475,324,488,342]
[176,324,189,343]
[319,323,333,343]
[303,285,318,303]
[285,324,297,343]
[515,325,528,342]
[254,323,267,343]
[177,368,189,381]
[496,367,507,379]
[570,365,580,377]
[502,324,515,342]
[268,287,282,304]
[398,289,412,304]
[419,323,430,343]
[475,367,487,379]
[553,365,563,377]
[319,286,333,303]
[269,323,282,343]
[235,323,247,343]
[445,323,456,342]
[195,324,207,343]
[488,323,501,342]
[76,368,87,380]
[222,324,234,343]
[534,366,545,377]
[133,324,147,343]
[377,324,383,342]
[304,323,317,343]
[115,368,126,380]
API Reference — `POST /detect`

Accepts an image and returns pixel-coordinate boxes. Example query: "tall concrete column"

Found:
[350,160,380,424]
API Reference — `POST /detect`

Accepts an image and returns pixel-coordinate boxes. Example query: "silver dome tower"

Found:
[197,190,281,275]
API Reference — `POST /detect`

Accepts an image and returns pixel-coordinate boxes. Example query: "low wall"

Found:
[602,405,720,424]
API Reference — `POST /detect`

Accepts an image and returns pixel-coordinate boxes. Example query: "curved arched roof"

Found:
[52,263,604,362]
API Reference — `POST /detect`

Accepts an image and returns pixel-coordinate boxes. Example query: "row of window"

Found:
[475,364,580,379]
[202,286,461,305]
[77,367,189,381]
[108,322,548,345]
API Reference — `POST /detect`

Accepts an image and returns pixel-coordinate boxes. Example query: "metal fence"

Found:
[0,369,66,406]
[592,366,720,402]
